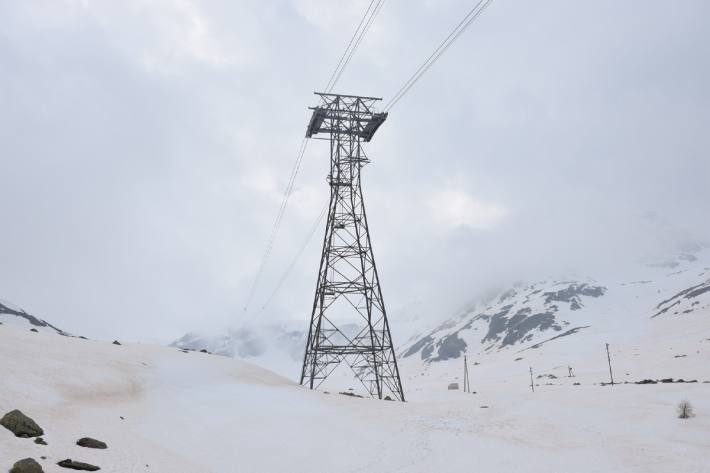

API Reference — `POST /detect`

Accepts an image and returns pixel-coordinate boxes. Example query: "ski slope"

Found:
[1,323,709,473]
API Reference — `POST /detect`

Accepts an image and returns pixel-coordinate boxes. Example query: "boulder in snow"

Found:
[76,437,107,449]
[10,458,44,473]
[0,410,44,438]
[57,459,100,471]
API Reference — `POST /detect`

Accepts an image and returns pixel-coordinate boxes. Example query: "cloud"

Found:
[427,190,508,230]
[0,0,708,341]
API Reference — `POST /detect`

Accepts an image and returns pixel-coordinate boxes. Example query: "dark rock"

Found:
[112,340,121,345]
[1,410,44,437]
[339,391,364,398]
[34,437,47,445]
[30,328,39,333]
[199,349,208,353]
[636,379,657,384]
[384,395,393,401]
[77,437,107,449]
[402,335,433,359]
[660,378,673,383]
[573,382,581,386]
[10,458,44,473]
[432,333,467,361]
[57,459,100,471]
[483,306,561,348]
[543,283,606,308]
[480,405,489,408]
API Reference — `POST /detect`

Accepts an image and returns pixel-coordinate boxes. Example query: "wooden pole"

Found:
[463,355,470,393]
[529,366,534,392]
[606,343,614,386]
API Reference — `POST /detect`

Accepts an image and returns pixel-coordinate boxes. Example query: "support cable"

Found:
[327,0,387,92]
[244,2,387,317]
[257,202,329,315]
[243,137,308,312]
[324,0,377,92]
[384,0,494,112]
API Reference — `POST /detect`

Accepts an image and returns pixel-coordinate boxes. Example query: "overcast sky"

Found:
[1,0,709,341]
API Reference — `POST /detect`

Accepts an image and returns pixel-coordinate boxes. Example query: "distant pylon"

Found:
[299,92,405,401]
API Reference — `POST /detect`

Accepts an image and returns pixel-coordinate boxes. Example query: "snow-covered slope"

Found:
[0,299,67,335]
[2,320,709,473]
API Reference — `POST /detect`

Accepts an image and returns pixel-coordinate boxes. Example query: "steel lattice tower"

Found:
[300,92,405,401]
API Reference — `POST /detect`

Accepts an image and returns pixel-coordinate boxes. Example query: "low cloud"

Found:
[427,190,508,230]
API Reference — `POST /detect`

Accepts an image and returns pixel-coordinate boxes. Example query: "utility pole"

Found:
[463,355,470,393]
[529,366,535,392]
[605,343,614,386]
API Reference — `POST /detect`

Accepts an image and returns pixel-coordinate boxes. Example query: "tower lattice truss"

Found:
[300,92,405,401]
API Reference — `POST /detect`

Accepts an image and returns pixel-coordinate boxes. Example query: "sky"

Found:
[1,0,709,342]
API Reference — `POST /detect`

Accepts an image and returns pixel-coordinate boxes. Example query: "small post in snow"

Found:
[463,355,470,393]
[568,365,574,378]
[606,343,614,386]
[529,366,535,392]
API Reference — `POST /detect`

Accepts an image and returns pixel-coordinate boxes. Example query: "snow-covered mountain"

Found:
[0,299,67,335]
[401,248,710,365]
[402,280,607,362]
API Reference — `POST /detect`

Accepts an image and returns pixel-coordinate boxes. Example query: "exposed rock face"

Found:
[653,278,710,317]
[432,333,467,361]
[34,437,47,445]
[0,301,67,335]
[1,410,44,438]
[112,340,121,345]
[77,437,108,449]
[57,459,100,471]
[542,283,605,310]
[10,458,44,473]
